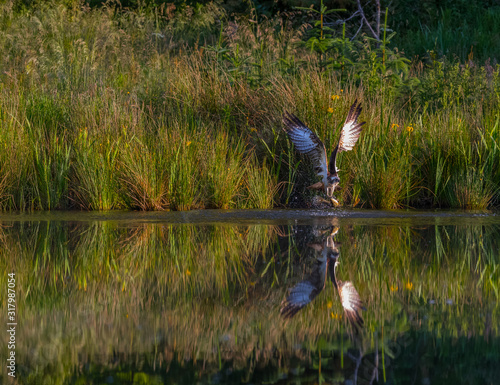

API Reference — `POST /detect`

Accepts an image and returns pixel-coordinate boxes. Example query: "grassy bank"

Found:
[0,1,499,210]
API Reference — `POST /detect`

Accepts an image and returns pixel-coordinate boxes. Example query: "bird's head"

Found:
[325,175,340,197]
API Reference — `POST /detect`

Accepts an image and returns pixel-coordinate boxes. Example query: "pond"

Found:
[0,210,499,384]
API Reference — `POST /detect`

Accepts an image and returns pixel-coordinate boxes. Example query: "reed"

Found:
[71,130,120,210]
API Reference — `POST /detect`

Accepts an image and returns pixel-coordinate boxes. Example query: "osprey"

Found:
[283,101,365,206]
[280,230,365,331]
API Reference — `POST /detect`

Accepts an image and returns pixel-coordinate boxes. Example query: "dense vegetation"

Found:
[0,0,499,210]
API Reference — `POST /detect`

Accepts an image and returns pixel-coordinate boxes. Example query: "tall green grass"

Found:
[391,2,500,62]
[0,1,498,210]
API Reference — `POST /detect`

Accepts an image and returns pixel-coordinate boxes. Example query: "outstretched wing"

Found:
[281,256,328,319]
[339,281,365,329]
[329,101,366,175]
[283,112,328,182]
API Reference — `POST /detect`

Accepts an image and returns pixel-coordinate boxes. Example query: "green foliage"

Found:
[295,0,346,53]
[0,0,498,210]
[391,0,500,62]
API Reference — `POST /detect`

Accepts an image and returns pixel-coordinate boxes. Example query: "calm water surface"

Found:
[0,209,499,384]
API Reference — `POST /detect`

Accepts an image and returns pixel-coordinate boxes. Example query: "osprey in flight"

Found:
[283,101,365,206]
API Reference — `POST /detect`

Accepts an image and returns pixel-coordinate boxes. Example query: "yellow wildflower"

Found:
[340,89,344,93]
[331,312,342,320]
[186,141,192,147]
[407,125,414,133]
[405,281,413,290]
[331,95,340,101]
[327,300,333,309]
[327,107,334,113]
[186,269,191,276]
[391,123,399,129]
[390,285,398,292]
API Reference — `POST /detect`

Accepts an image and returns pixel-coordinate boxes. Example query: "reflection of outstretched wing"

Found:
[329,101,366,175]
[339,281,365,329]
[280,281,321,318]
[329,260,366,330]
[283,112,328,182]
[281,256,328,319]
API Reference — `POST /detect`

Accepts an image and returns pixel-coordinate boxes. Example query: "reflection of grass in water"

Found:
[1,221,498,312]
[0,221,499,383]
[10,298,500,384]
[1,221,276,305]
[1,221,499,314]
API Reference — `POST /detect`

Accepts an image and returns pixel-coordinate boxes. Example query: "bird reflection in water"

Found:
[280,226,381,384]
[280,227,366,333]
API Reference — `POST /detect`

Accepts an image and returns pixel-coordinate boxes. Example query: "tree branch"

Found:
[356,0,379,40]
[351,20,364,41]
[375,0,381,41]
[323,10,360,27]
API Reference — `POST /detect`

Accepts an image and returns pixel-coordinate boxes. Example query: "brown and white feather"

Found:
[329,100,366,175]
[338,101,365,152]
[283,112,329,184]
